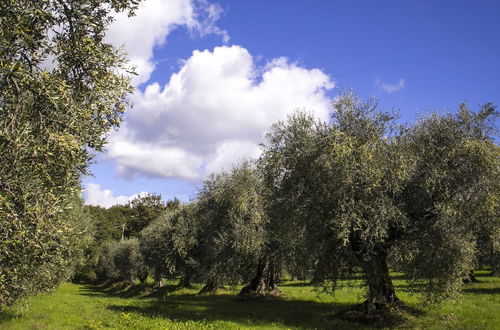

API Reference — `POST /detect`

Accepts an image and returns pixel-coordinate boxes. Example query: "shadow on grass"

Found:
[463,287,500,295]
[106,292,368,329]
[86,282,424,329]
[78,279,432,329]
[78,281,159,299]
[0,308,17,324]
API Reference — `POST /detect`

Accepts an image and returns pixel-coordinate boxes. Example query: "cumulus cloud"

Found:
[106,0,228,85]
[376,78,405,93]
[82,183,149,208]
[106,45,334,180]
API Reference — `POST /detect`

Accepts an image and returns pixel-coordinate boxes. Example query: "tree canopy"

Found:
[0,0,139,305]
[258,92,499,308]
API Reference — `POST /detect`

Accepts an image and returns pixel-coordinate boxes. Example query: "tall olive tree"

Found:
[0,0,139,305]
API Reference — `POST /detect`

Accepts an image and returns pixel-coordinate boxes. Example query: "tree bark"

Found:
[198,279,221,294]
[462,270,479,284]
[239,258,281,298]
[138,272,148,286]
[178,270,193,288]
[362,246,399,310]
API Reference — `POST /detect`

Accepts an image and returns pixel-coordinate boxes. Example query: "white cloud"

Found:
[106,0,228,85]
[376,78,405,93]
[82,183,148,208]
[106,45,334,180]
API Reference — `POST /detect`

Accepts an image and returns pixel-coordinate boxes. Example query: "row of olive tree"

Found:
[259,93,499,310]
[0,0,141,306]
[96,93,498,311]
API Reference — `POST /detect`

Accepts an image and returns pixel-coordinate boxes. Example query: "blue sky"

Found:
[82,0,500,207]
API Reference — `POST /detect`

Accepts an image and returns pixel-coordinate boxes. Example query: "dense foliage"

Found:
[196,162,266,293]
[258,93,499,307]
[0,0,139,305]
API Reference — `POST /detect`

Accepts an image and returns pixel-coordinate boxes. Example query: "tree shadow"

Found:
[78,281,160,299]
[463,287,500,295]
[0,308,17,324]
[105,293,368,329]
[78,281,429,329]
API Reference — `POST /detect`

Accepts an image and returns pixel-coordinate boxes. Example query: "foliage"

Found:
[394,103,499,297]
[97,239,147,284]
[0,0,139,305]
[112,238,148,284]
[126,193,166,238]
[195,161,266,288]
[139,203,199,285]
[259,91,499,305]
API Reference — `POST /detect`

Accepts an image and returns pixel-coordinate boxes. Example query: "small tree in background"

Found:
[139,203,199,288]
[126,193,166,238]
[111,238,148,285]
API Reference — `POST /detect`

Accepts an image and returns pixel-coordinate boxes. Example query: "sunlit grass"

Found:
[1,271,498,329]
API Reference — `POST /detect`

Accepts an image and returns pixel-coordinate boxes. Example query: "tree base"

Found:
[198,281,224,294]
[462,271,480,284]
[238,283,282,299]
[336,298,405,325]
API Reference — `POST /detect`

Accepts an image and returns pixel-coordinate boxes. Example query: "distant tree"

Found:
[112,238,148,285]
[126,193,166,238]
[196,161,266,294]
[0,0,139,305]
[96,238,147,285]
[72,204,129,282]
[139,203,199,288]
[260,92,498,311]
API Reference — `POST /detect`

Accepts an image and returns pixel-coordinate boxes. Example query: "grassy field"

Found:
[0,271,498,329]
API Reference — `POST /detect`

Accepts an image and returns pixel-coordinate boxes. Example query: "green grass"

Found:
[1,271,499,329]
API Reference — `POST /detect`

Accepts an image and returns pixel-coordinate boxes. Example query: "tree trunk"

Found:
[362,247,399,310]
[198,279,221,294]
[239,258,281,298]
[178,270,193,288]
[462,270,479,284]
[138,272,148,286]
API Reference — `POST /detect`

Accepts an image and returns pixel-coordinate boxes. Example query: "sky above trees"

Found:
[82,0,500,207]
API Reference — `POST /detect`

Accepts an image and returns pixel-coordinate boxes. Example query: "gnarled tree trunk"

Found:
[198,278,222,294]
[239,257,281,298]
[462,270,479,284]
[362,247,399,310]
[138,271,148,286]
[178,269,194,288]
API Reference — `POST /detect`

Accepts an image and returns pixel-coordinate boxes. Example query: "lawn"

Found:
[0,271,498,329]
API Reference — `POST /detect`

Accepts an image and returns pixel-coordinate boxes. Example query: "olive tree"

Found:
[139,204,199,288]
[394,103,499,296]
[0,0,139,305]
[260,92,498,311]
[196,161,266,294]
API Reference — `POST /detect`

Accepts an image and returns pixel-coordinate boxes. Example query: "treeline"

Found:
[84,93,499,311]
